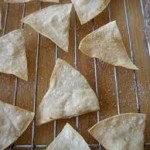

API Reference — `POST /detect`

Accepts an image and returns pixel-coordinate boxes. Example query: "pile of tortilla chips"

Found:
[0,1,146,150]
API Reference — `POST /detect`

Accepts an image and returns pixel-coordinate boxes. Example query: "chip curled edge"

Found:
[79,21,139,70]
[88,113,146,150]
[4,0,33,3]
[0,100,34,150]
[22,4,72,52]
[46,123,90,150]
[36,58,99,125]
[71,0,111,24]
[0,29,28,81]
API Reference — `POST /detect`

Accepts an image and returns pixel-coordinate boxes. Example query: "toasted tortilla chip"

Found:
[0,29,28,80]
[4,0,32,3]
[0,100,34,150]
[22,4,72,52]
[89,113,146,150]
[79,21,138,70]
[46,123,90,150]
[71,0,111,24]
[40,0,59,2]
[36,59,99,125]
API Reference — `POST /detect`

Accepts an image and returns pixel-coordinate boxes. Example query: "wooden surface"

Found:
[0,0,150,150]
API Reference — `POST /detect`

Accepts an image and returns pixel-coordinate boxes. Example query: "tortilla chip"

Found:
[0,100,34,150]
[89,113,146,150]
[0,29,28,80]
[79,21,138,70]
[46,123,90,150]
[40,0,59,2]
[36,59,99,125]
[4,0,32,3]
[22,4,72,52]
[71,0,111,24]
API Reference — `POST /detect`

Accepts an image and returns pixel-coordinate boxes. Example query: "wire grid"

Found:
[1,0,150,149]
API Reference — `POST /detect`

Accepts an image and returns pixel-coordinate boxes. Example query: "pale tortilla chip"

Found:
[22,4,72,52]
[40,0,59,2]
[4,0,32,3]
[71,0,111,24]
[0,100,34,150]
[0,29,28,80]
[46,123,90,150]
[79,21,138,70]
[89,113,146,150]
[36,59,99,125]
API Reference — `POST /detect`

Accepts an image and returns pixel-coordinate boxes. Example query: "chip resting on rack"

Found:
[79,21,138,70]
[39,0,59,2]
[4,0,33,2]
[0,100,34,150]
[46,123,90,150]
[36,58,99,125]
[89,113,146,150]
[22,4,72,52]
[71,0,111,24]
[0,29,28,80]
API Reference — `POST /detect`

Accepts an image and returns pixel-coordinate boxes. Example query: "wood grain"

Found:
[0,0,150,150]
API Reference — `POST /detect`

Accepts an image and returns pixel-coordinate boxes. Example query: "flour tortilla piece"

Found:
[4,0,32,3]
[71,0,111,24]
[46,123,90,150]
[22,4,72,52]
[0,100,34,150]
[79,21,138,70]
[40,0,59,2]
[0,29,28,80]
[89,113,146,150]
[36,59,99,125]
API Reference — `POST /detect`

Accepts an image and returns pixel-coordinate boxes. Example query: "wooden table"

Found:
[0,0,150,149]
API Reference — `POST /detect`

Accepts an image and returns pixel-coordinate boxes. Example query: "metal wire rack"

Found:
[1,0,150,149]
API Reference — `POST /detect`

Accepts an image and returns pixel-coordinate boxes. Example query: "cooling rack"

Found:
[0,0,150,150]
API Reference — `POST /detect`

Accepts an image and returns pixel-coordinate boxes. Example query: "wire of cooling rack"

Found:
[92,18,102,150]
[124,0,141,113]
[31,5,41,150]
[108,7,121,115]
[1,1,150,150]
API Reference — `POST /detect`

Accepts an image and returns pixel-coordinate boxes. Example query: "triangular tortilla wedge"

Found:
[22,4,72,52]
[4,0,33,3]
[71,0,111,24]
[46,123,90,150]
[0,100,34,150]
[0,29,28,80]
[36,58,99,125]
[88,113,146,150]
[40,0,59,2]
[79,21,138,70]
